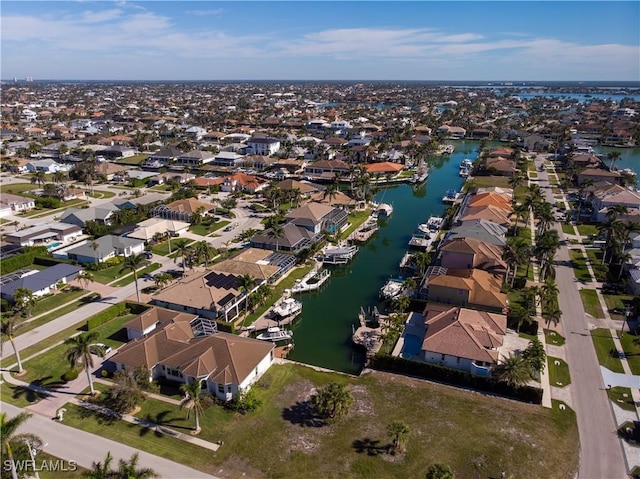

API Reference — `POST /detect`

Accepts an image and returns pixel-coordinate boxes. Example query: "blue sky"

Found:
[2,1,639,81]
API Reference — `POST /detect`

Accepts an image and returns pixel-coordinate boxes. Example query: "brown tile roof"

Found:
[459,205,511,226]
[440,237,507,272]
[165,198,216,214]
[428,269,508,311]
[468,192,512,212]
[363,162,404,174]
[420,305,506,364]
[124,307,196,333]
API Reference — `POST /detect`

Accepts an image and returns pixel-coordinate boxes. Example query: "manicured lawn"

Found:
[0,183,39,194]
[91,263,128,284]
[584,249,608,282]
[579,289,604,318]
[242,264,315,327]
[561,223,577,236]
[590,328,624,373]
[0,380,43,407]
[111,262,161,287]
[151,239,195,256]
[548,357,571,387]
[468,176,512,189]
[340,209,373,239]
[64,364,578,479]
[189,220,230,236]
[602,294,633,321]
[30,288,87,317]
[607,386,636,412]
[576,224,599,237]
[20,311,137,386]
[545,329,566,346]
[516,226,533,245]
[38,452,87,479]
[569,249,593,283]
[114,153,148,165]
[16,295,99,337]
[89,189,116,199]
[619,332,640,375]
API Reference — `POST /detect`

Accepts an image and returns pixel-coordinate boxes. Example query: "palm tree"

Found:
[425,463,455,479]
[522,339,546,378]
[180,380,206,433]
[311,382,353,420]
[492,353,531,387]
[534,202,555,236]
[386,420,411,454]
[173,239,191,276]
[413,251,431,277]
[237,274,258,312]
[390,295,410,313]
[543,306,562,330]
[12,287,36,318]
[116,453,158,479]
[30,170,47,188]
[1,411,43,479]
[119,254,148,303]
[268,223,284,252]
[194,241,216,267]
[607,150,621,171]
[52,170,68,185]
[84,451,114,479]
[1,317,24,373]
[77,271,95,291]
[512,203,529,236]
[153,273,172,289]
[64,331,105,395]
[323,183,339,206]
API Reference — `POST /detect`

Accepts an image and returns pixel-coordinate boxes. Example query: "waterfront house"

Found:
[285,203,349,234]
[421,267,508,313]
[213,151,244,167]
[152,198,216,222]
[439,237,507,276]
[400,304,506,376]
[0,263,82,302]
[577,167,622,186]
[444,219,508,247]
[5,222,82,247]
[457,205,511,227]
[303,159,350,180]
[467,192,513,213]
[363,162,404,176]
[483,156,517,177]
[589,183,640,222]
[175,150,215,166]
[437,125,466,139]
[143,147,184,167]
[250,222,321,254]
[110,307,274,402]
[247,137,280,156]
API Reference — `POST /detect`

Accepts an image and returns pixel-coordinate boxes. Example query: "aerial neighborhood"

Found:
[1,80,639,479]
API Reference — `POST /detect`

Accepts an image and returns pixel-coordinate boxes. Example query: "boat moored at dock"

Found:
[320,244,359,264]
[256,326,293,342]
[373,203,393,217]
[272,297,303,319]
[379,278,404,300]
[290,267,331,293]
[442,188,461,204]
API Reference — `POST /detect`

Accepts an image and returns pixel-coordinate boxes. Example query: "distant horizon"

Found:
[2,1,638,81]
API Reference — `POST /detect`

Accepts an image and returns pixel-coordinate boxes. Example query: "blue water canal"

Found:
[288,140,483,374]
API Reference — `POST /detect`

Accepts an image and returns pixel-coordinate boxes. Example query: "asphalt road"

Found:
[534,155,627,478]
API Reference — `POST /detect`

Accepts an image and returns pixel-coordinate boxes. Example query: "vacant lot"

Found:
[63,363,578,479]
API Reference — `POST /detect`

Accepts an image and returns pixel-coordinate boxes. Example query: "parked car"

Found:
[93,343,112,354]
[224,225,234,232]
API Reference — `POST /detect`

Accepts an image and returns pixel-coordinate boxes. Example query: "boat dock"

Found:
[352,306,385,357]
[408,232,435,250]
[348,218,379,243]
[320,243,359,264]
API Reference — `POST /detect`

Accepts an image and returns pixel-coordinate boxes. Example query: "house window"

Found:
[441,354,445,361]
[218,384,224,393]
[227,385,232,393]
[456,357,461,364]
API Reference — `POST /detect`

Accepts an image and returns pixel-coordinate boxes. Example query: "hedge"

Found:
[370,353,543,404]
[0,246,48,274]
[215,320,235,334]
[33,256,75,267]
[86,301,149,330]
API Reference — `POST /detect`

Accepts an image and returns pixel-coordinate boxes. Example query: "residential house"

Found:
[111,307,274,401]
[220,172,268,194]
[152,198,216,222]
[457,205,511,227]
[95,162,129,181]
[213,151,244,167]
[400,304,506,377]
[589,183,640,222]
[60,204,120,227]
[247,137,280,156]
[175,150,215,166]
[437,125,466,139]
[250,222,321,254]
[127,218,190,241]
[421,267,508,313]
[444,219,508,247]
[112,193,167,211]
[26,159,70,173]
[0,263,82,302]
[286,203,349,234]
[439,237,507,276]
[5,222,82,247]
[276,179,322,199]
[102,145,137,160]
[303,159,350,181]
[577,168,622,186]
[467,192,513,213]
[0,193,36,216]
[363,162,404,176]
[143,147,184,168]
[63,235,145,264]
[484,156,517,177]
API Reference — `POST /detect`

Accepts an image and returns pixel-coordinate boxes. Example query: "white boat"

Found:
[374,203,393,217]
[272,297,303,318]
[460,158,473,168]
[459,166,470,178]
[417,223,431,233]
[379,279,404,300]
[442,144,455,155]
[256,326,293,342]
[291,268,331,293]
[426,216,444,230]
[442,189,460,204]
[321,244,359,263]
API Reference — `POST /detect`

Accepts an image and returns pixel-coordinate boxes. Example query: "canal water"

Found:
[288,140,485,374]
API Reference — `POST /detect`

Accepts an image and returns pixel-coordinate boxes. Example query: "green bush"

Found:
[61,369,80,382]
[370,354,543,404]
[0,246,49,274]
[0,298,11,312]
[215,320,235,334]
[86,301,148,330]
[35,197,62,209]
[33,256,75,267]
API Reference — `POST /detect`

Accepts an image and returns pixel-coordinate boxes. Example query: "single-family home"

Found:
[247,137,280,156]
[152,198,216,222]
[64,235,145,264]
[457,205,511,227]
[110,307,274,401]
[437,125,466,139]
[220,173,268,194]
[467,192,513,213]
[285,203,349,235]
[60,204,120,227]
[213,151,244,167]
[438,237,507,276]
[127,218,190,241]
[577,168,622,186]
[0,193,36,216]
[444,219,508,247]
[175,150,215,166]
[26,159,70,174]
[143,147,184,168]
[363,162,405,176]
[303,159,350,181]
[250,222,322,254]
[0,263,83,302]
[484,157,517,177]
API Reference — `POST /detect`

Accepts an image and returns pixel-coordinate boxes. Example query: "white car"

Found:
[93,343,112,354]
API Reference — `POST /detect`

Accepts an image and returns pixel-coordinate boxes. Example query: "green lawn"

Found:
[340,209,373,239]
[16,295,99,337]
[0,380,43,407]
[576,224,599,237]
[30,288,87,317]
[111,262,161,287]
[548,357,571,387]
[590,328,624,373]
[151,239,195,256]
[189,220,230,236]
[602,294,633,321]
[545,329,566,346]
[569,249,593,282]
[618,332,640,375]
[20,311,137,386]
[89,189,116,199]
[584,249,608,282]
[561,223,577,236]
[516,226,533,245]
[114,153,148,165]
[607,386,636,411]
[62,363,578,479]
[467,176,512,189]
[579,289,604,318]
[0,183,39,194]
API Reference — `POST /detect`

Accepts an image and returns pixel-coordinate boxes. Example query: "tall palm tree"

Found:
[511,202,529,236]
[194,240,216,267]
[30,170,47,188]
[116,453,158,479]
[1,317,24,373]
[173,239,191,276]
[12,287,36,318]
[1,411,42,479]
[180,380,206,433]
[64,331,105,395]
[77,271,95,291]
[386,420,411,454]
[268,223,284,252]
[607,151,621,171]
[84,451,114,479]
[237,273,258,311]
[492,353,531,387]
[119,254,148,302]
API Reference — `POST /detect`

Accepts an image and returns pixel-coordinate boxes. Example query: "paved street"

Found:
[1,402,217,479]
[533,155,628,478]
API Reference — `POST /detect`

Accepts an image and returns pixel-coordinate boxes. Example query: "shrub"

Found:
[0,299,10,313]
[0,246,48,274]
[35,197,62,209]
[33,256,75,267]
[215,320,235,334]
[229,388,262,414]
[86,301,148,329]
[62,369,80,382]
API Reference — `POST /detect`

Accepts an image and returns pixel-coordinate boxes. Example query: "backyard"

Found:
[60,363,579,479]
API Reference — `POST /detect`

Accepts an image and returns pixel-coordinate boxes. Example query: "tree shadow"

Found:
[352,438,390,456]
[281,400,326,428]
[12,383,54,403]
[142,409,191,431]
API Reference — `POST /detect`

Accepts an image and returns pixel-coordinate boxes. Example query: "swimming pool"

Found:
[46,242,62,250]
[400,334,422,360]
